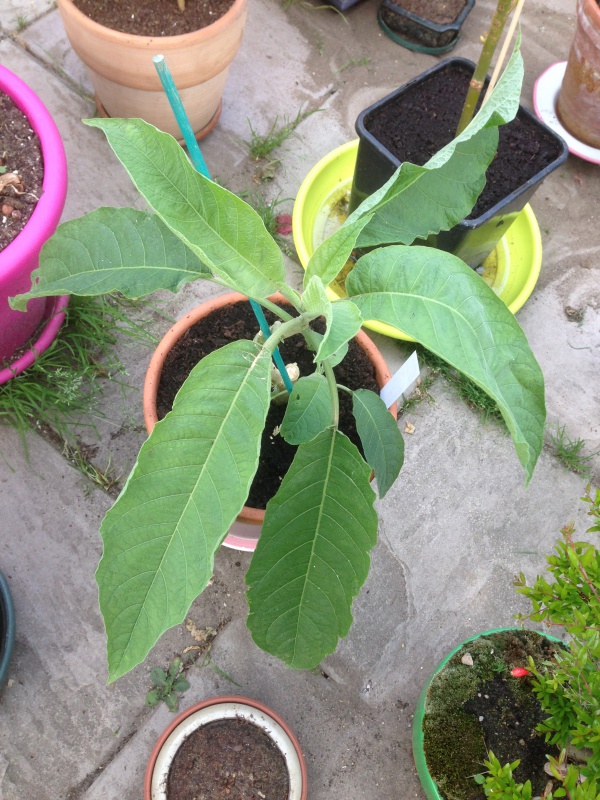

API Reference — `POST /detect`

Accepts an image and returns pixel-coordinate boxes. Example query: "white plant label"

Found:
[380,351,420,408]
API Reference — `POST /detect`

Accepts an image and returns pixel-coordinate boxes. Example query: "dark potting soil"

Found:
[72,0,236,36]
[167,717,290,800]
[422,630,563,800]
[156,300,379,510]
[385,0,467,25]
[365,62,563,220]
[0,91,43,254]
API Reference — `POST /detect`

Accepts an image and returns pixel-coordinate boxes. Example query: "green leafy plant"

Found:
[146,656,190,712]
[10,44,546,684]
[478,487,600,797]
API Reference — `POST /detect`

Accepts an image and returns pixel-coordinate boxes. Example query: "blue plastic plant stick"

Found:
[153,55,211,179]
[153,55,293,395]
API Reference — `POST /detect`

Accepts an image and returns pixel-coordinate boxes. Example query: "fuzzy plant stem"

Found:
[456,0,516,135]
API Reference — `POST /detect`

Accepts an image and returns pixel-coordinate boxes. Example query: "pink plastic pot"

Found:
[0,66,68,385]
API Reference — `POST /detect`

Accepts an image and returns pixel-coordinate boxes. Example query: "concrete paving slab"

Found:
[1,0,598,797]
[0,0,54,34]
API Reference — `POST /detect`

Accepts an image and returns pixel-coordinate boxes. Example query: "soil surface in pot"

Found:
[167,717,290,800]
[156,300,379,509]
[0,91,42,254]
[385,0,467,25]
[365,62,563,220]
[72,0,236,36]
[422,630,563,800]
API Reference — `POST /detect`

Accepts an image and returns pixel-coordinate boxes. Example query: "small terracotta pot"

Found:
[557,0,600,148]
[143,292,398,551]
[144,695,308,800]
[57,0,247,140]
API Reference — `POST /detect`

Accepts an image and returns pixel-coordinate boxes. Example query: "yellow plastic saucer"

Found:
[292,140,542,341]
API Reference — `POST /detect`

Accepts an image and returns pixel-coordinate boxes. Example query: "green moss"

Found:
[422,631,563,799]
[423,711,486,800]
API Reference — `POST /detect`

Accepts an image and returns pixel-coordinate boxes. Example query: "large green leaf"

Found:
[246,428,377,668]
[348,45,524,247]
[97,340,272,682]
[86,118,286,300]
[346,246,545,483]
[353,389,404,498]
[280,374,332,445]
[10,208,210,310]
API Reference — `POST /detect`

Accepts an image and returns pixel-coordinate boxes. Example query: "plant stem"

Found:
[323,361,340,427]
[482,0,526,106]
[456,0,516,135]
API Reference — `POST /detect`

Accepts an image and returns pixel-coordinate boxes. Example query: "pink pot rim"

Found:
[0,295,69,385]
[143,292,398,527]
[143,695,308,800]
[0,65,68,284]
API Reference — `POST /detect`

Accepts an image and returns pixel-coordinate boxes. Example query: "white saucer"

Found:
[533,62,600,165]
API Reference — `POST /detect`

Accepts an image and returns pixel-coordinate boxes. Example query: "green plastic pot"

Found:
[292,141,542,342]
[412,627,564,800]
[0,571,15,690]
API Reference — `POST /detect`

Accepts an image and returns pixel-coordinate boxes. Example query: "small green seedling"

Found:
[146,657,190,713]
[244,108,317,160]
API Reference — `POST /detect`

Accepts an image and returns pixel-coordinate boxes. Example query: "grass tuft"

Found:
[244,108,318,160]
[416,346,504,426]
[0,294,158,459]
[549,424,598,477]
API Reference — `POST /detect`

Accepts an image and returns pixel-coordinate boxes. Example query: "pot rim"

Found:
[354,57,569,228]
[143,695,308,800]
[0,570,15,690]
[379,0,475,35]
[57,0,247,46]
[412,626,565,800]
[0,65,68,279]
[143,291,397,525]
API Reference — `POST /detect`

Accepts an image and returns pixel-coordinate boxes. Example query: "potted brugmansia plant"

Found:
[56,0,247,140]
[349,0,568,269]
[0,65,68,384]
[12,42,546,685]
[413,486,600,800]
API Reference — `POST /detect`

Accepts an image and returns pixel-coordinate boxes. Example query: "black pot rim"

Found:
[0,570,15,690]
[354,57,569,227]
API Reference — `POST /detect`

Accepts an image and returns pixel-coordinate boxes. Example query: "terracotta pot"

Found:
[144,695,308,800]
[0,66,68,384]
[557,0,600,148]
[57,0,247,140]
[143,292,398,551]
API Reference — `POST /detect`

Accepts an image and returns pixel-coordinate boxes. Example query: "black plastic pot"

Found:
[325,0,364,11]
[377,0,474,53]
[0,570,15,691]
[349,58,569,268]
